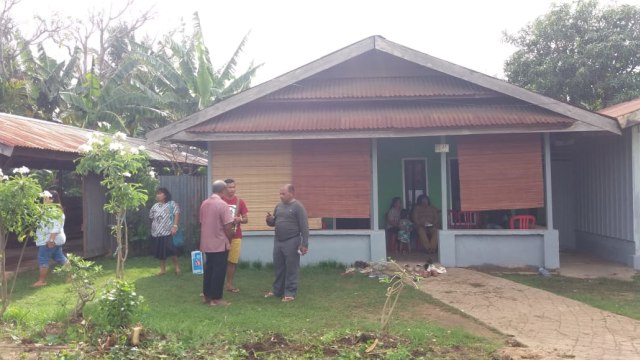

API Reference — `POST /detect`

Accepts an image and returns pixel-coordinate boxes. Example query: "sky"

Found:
[12,0,640,84]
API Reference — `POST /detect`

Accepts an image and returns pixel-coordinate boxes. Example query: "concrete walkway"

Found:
[419,268,640,360]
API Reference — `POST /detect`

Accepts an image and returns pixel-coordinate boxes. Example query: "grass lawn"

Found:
[500,273,640,320]
[2,256,501,359]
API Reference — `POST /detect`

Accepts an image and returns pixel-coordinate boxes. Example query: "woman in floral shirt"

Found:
[149,187,181,275]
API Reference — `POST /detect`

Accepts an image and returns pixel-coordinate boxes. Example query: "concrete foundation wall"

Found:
[440,230,559,269]
[240,230,386,266]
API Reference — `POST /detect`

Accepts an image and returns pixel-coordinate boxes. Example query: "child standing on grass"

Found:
[397,209,413,254]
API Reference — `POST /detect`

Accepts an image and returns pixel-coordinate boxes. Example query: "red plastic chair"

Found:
[509,215,536,229]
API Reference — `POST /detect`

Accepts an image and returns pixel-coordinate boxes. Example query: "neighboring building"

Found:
[0,113,206,257]
[569,98,640,269]
[147,36,622,269]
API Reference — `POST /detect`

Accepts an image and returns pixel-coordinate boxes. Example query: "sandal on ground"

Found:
[264,291,277,298]
[282,296,295,302]
[226,287,240,293]
[32,281,47,287]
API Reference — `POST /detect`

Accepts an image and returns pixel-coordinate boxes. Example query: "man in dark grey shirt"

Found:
[265,184,309,302]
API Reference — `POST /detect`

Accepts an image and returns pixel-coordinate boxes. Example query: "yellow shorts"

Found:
[228,238,242,264]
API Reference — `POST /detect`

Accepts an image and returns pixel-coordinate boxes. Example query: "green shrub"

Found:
[97,280,144,331]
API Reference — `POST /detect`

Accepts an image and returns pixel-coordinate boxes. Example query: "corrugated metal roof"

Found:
[599,98,640,128]
[0,113,206,165]
[599,98,640,118]
[265,76,496,100]
[190,102,573,133]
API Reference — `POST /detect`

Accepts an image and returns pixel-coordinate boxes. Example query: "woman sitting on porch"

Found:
[411,195,440,254]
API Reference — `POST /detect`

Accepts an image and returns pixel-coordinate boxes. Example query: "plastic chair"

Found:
[509,215,536,229]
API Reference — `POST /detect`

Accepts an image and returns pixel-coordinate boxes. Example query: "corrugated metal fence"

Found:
[159,175,207,251]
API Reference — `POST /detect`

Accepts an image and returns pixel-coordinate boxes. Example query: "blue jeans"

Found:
[37,245,67,268]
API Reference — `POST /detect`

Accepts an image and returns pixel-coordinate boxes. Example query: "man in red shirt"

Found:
[223,178,249,293]
[199,180,234,306]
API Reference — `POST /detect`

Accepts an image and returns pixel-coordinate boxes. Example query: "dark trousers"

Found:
[272,236,301,297]
[203,251,228,300]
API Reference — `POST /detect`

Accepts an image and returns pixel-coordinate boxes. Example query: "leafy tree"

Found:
[75,132,156,279]
[0,167,60,317]
[504,0,640,110]
[0,0,69,116]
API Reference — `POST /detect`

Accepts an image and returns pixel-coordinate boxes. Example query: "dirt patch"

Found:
[241,332,409,359]
[0,340,67,360]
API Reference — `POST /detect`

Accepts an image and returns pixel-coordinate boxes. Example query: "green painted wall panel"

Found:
[377,137,443,229]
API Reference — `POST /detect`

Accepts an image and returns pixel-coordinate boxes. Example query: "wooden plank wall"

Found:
[457,134,544,211]
[211,141,292,231]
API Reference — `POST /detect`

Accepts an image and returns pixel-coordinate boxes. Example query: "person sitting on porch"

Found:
[397,209,413,254]
[411,195,439,254]
[385,197,402,253]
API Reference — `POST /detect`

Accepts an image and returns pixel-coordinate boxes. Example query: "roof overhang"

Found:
[172,121,601,142]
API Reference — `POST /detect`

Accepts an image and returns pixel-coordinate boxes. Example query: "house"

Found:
[147,36,622,269]
[0,113,206,257]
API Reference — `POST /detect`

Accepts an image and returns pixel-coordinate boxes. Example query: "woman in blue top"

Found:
[33,190,67,287]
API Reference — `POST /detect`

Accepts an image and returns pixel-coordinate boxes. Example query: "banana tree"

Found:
[20,44,80,121]
[140,12,261,120]
[60,56,167,136]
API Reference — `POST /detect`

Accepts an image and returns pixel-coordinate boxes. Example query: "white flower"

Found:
[2,176,8,181]
[123,172,132,178]
[40,190,52,198]
[97,121,111,129]
[87,133,103,145]
[138,145,145,151]
[113,132,127,141]
[129,147,139,155]
[148,170,156,177]
[77,144,92,153]
[12,166,30,175]
[0,169,3,177]
[109,142,125,151]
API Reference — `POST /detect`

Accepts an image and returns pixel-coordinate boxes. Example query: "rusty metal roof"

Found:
[0,113,206,165]
[147,36,620,142]
[190,102,573,133]
[265,76,497,100]
[599,98,640,128]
